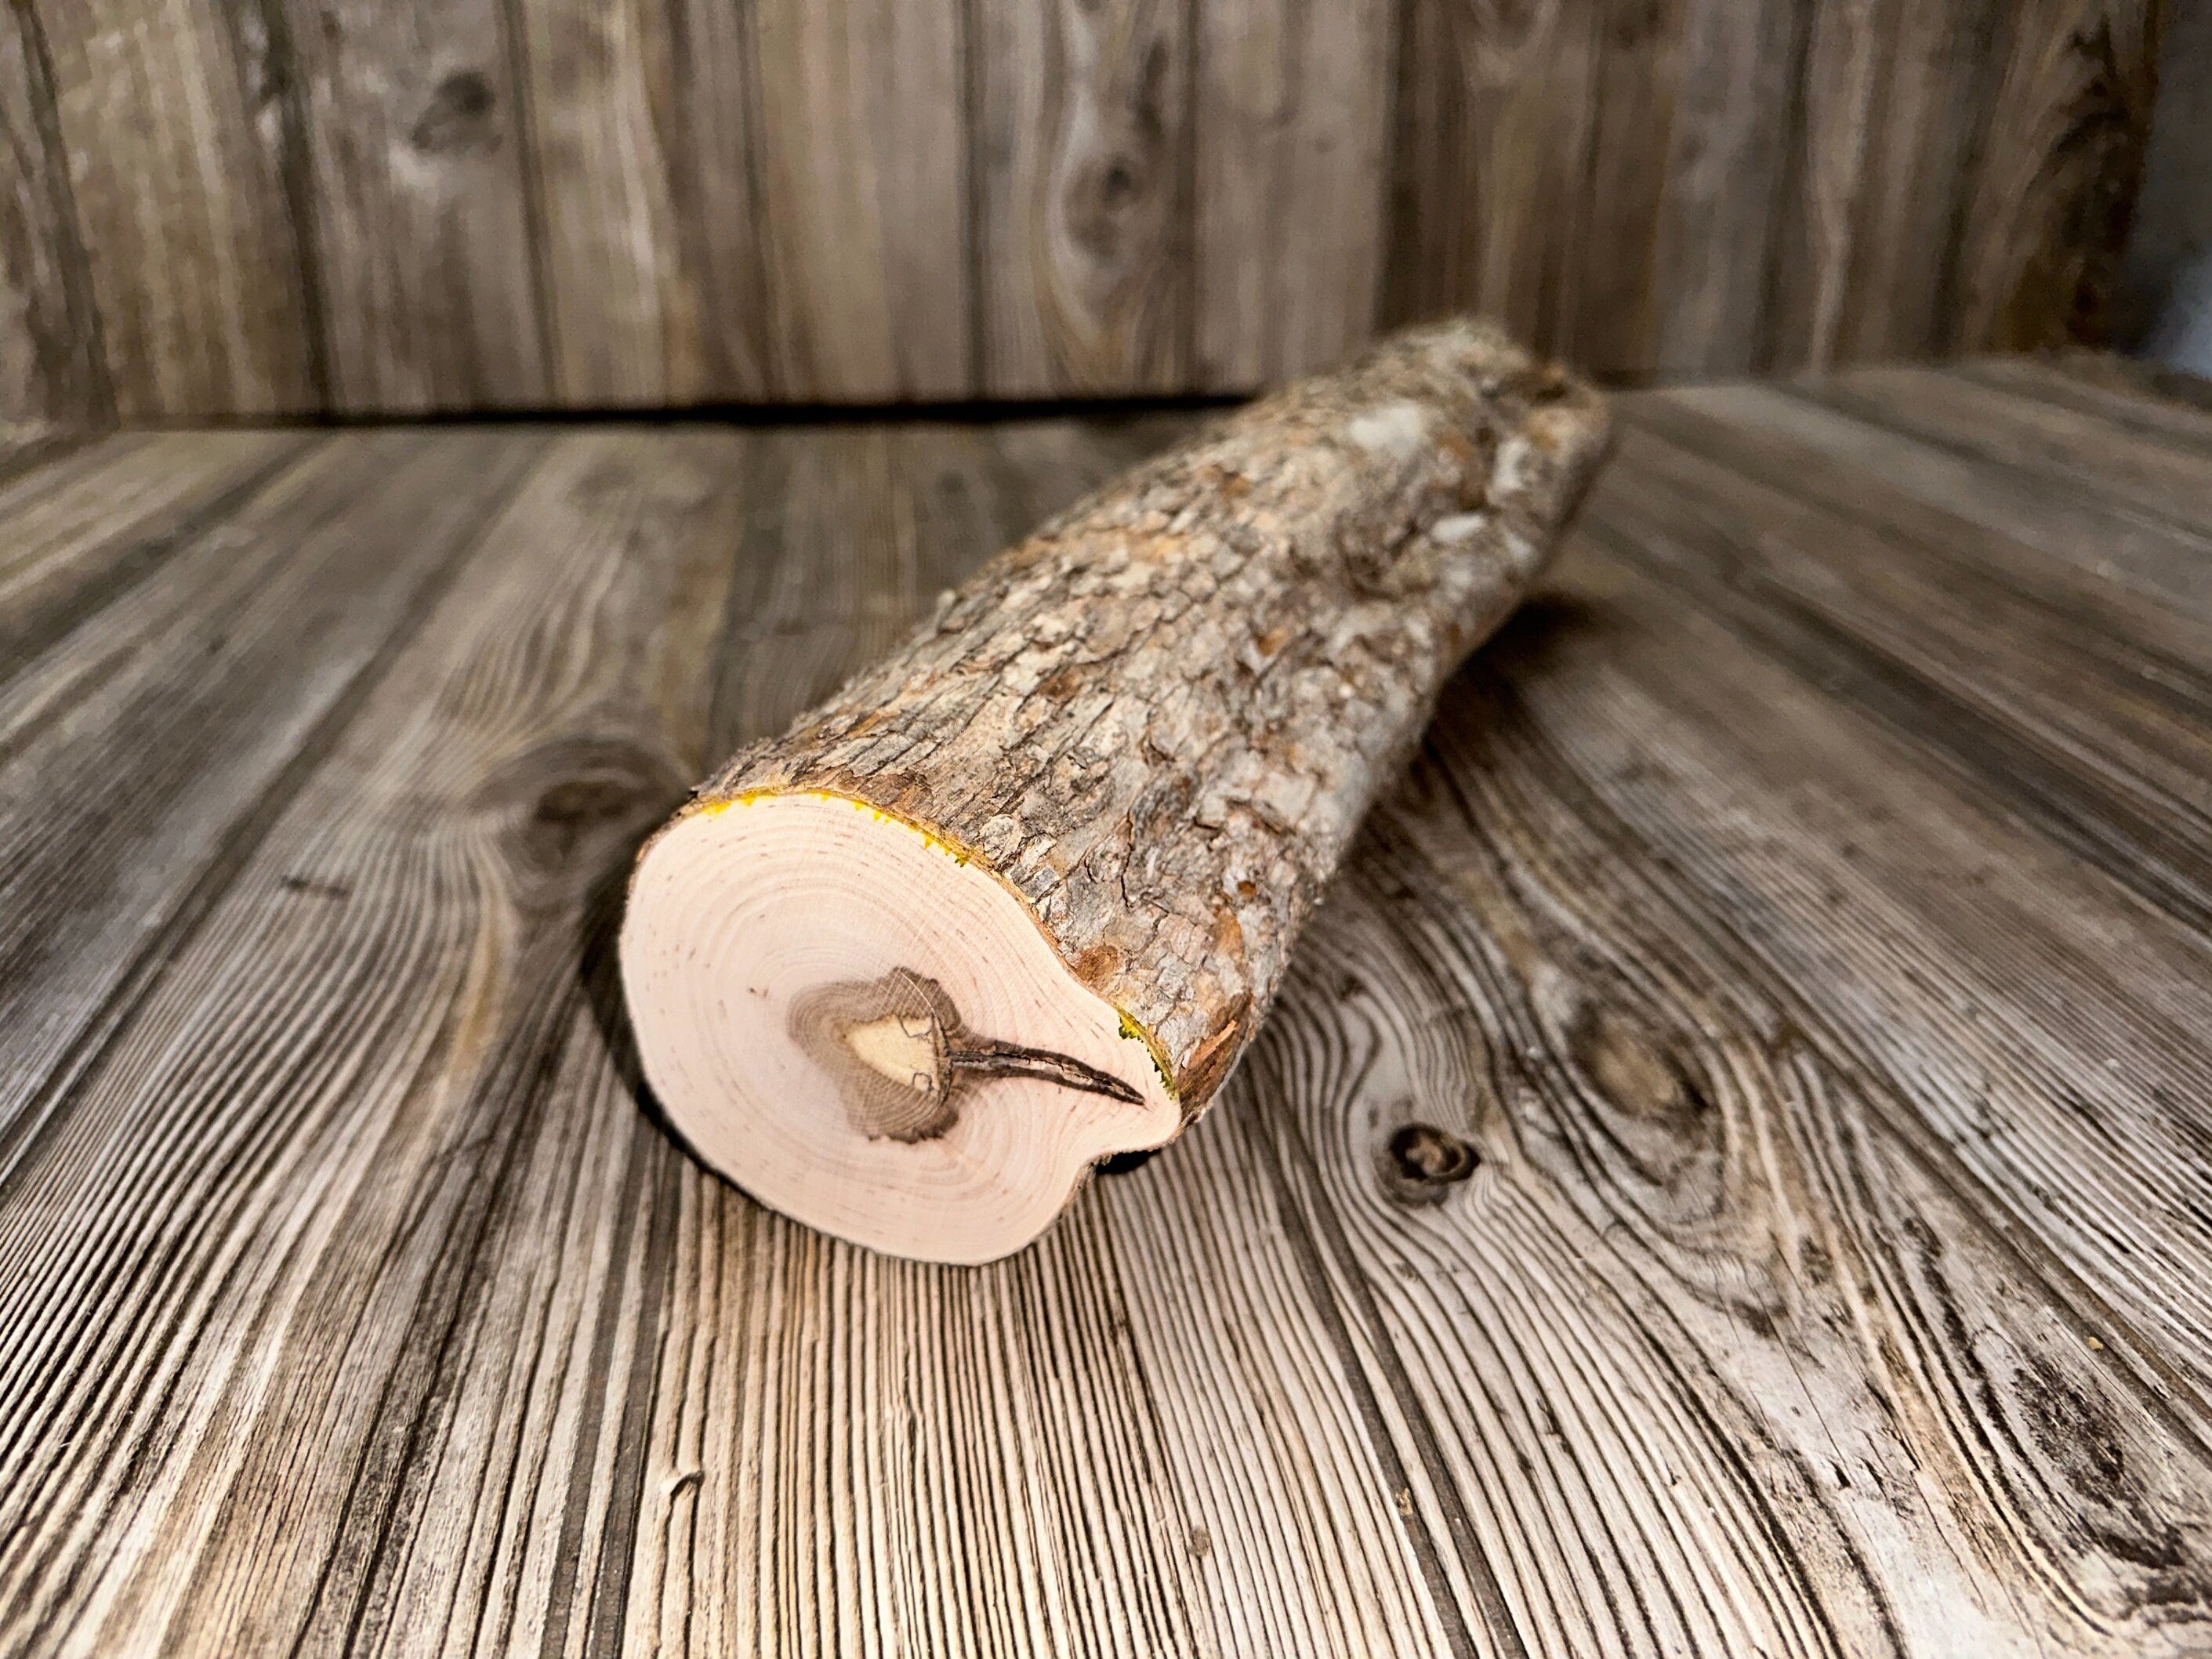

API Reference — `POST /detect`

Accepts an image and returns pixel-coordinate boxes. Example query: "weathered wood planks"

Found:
[0,5,108,426]
[970,0,1192,396]
[281,0,548,413]
[0,0,2166,419]
[752,0,970,400]
[2,360,2211,1654]
[1191,0,1394,390]
[31,0,322,418]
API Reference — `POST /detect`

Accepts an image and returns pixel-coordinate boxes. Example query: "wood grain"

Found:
[1763,0,1889,371]
[1655,375,2212,618]
[37,0,320,418]
[1553,0,1689,377]
[509,0,701,405]
[1382,0,1606,359]
[1804,361,2212,542]
[0,432,538,1179]
[0,429,309,674]
[1641,0,1807,375]
[281,0,547,412]
[1817,0,2002,363]
[1191,0,1394,389]
[1960,353,2212,477]
[11,0,2171,411]
[1948,0,2159,353]
[971,0,1191,396]
[752,0,968,400]
[2114,0,2212,345]
[0,418,70,480]
[0,2,108,426]
[2,360,2210,1654]
[0,427,748,1652]
[653,0,780,401]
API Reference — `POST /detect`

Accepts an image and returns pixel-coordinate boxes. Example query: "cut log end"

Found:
[620,791,1181,1263]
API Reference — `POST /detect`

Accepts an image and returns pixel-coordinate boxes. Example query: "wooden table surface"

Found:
[2,356,2210,1657]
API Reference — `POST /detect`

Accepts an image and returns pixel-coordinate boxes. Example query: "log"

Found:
[619,321,1612,1261]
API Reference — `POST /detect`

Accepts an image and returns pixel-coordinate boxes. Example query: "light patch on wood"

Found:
[1346,400,1431,460]
[845,1013,940,1089]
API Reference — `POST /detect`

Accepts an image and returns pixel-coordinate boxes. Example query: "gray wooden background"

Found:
[0,0,2163,422]
[2122,0,2211,365]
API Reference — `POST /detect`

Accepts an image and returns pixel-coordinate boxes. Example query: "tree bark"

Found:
[620,320,1611,1260]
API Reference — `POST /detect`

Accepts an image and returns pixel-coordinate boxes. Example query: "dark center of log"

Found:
[789,968,1143,1143]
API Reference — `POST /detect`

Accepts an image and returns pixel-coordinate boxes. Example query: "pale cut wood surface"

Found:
[0,0,2163,418]
[3,357,2211,1655]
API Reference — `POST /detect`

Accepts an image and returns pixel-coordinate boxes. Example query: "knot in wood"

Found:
[412,70,499,155]
[1383,1121,1481,1201]
[791,967,1144,1146]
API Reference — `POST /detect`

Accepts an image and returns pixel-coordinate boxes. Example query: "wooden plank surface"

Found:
[0,431,540,1178]
[0,2,109,426]
[1,0,2165,418]
[970,0,1192,396]
[1949,0,2160,353]
[1641,0,1807,375]
[2,360,2210,1655]
[281,0,548,413]
[1191,0,1393,389]
[1381,0,1605,361]
[752,0,969,400]
[36,0,321,418]
[2116,0,2212,346]
[508,0,711,407]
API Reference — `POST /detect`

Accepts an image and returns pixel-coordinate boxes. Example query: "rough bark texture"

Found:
[696,321,1611,1110]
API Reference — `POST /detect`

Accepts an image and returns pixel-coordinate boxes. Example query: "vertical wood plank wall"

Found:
[0,0,2162,420]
